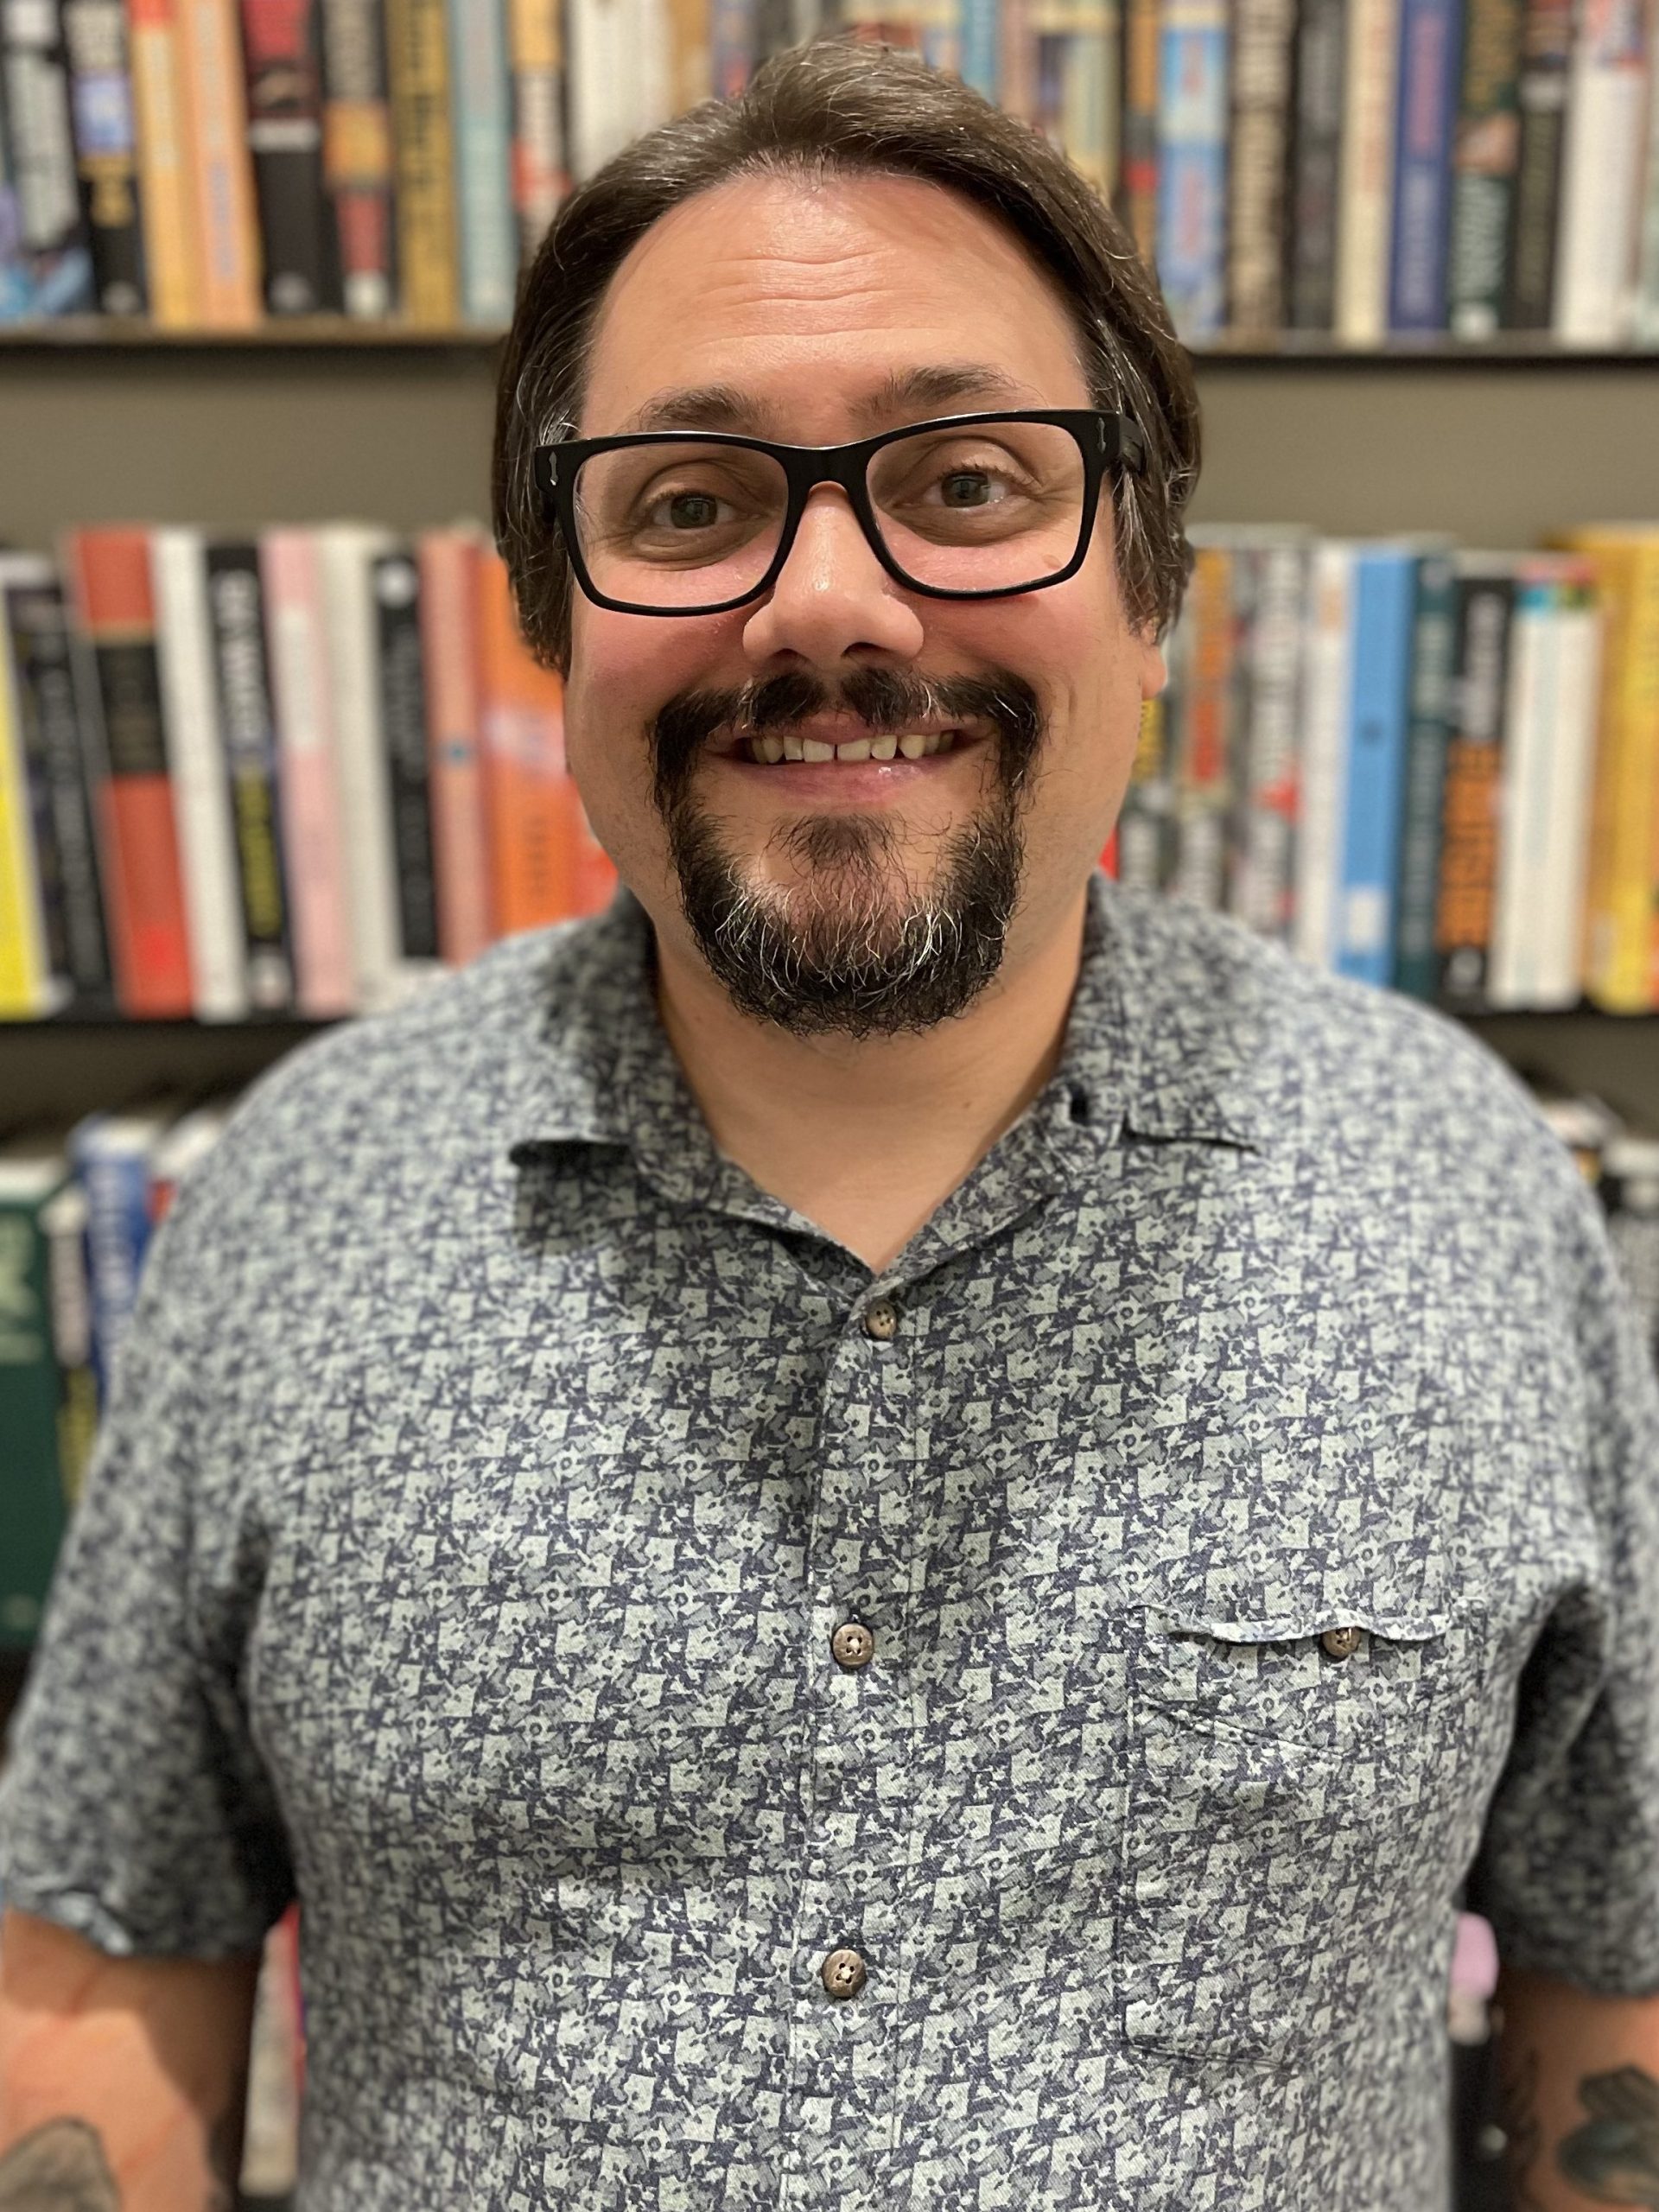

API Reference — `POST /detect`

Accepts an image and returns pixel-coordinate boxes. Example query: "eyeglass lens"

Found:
[569,417,1090,609]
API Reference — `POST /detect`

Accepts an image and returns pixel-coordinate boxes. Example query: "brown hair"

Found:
[492,37,1201,670]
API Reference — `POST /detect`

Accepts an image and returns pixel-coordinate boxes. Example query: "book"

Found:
[1225,0,1295,333]
[0,558,53,1015]
[125,0,198,324]
[1434,556,1517,1009]
[417,523,490,965]
[1112,691,1172,894]
[0,0,97,314]
[202,539,293,1012]
[1164,534,1232,909]
[1335,542,1422,985]
[1335,0,1402,344]
[1007,0,1120,202]
[1388,0,1464,332]
[384,0,457,322]
[1446,0,1525,340]
[1634,0,1659,343]
[41,1175,96,1510]
[369,543,441,969]
[0,1144,74,1647]
[505,0,566,268]
[149,525,249,1019]
[1117,0,1160,264]
[448,0,516,325]
[240,0,340,314]
[1224,527,1308,943]
[259,527,355,1017]
[475,548,575,937]
[1552,0,1649,345]
[1155,0,1228,339]
[60,0,148,315]
[1293,540,1357,975]
[1390,543,1458,1001]
[175,0,260,325]
[1285,0,1346,328]
[319,0,395,317]
[1504,0,1573,328]
[60,524,193,1017]
[69,1103,172,1405]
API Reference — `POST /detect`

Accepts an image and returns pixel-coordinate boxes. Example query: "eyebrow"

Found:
[613,362,1048,439]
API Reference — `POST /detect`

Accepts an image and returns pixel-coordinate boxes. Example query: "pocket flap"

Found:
[1144,1569,1452,1649]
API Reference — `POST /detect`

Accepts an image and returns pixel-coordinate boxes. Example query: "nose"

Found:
[741,485,925,667]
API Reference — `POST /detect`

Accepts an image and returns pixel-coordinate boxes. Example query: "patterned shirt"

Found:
[4,873,1659,2212]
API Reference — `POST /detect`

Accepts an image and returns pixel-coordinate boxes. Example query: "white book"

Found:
[315,523,407,1017]
[1488,567,1561,1010]
[1292,539,1355,974]
[567,0,633,180]
[1554,0,1650,345]
[1333,0,1400,345]
[150,526,249,1021]
[1534,573,1604,1007]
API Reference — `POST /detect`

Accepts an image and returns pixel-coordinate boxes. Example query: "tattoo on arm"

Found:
[1557,2067,1659,2207]
[0,2118,120,2209]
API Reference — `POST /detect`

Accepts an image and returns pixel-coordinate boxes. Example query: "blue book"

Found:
[1156,1,1228,339]
[448,0,517,327]
[1335,545,1421,988]
[1388,0,1464,332]
[959,0,999,102]
[68,1109,168,1411]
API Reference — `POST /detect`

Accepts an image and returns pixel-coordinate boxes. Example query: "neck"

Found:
[652,883,1090,1274]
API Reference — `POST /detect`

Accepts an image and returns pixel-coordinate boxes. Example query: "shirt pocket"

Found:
[1117,1571,1488,2069]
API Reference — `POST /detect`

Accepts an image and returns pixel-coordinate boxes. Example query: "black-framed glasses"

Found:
[532,408,1147,617]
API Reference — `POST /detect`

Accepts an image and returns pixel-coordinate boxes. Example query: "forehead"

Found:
[579,169,1092,439]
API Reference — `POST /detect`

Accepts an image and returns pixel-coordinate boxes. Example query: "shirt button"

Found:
[830,1621,874,1670]
[1321,1624,1363,1660]
[862,1297,898,1342]
[821,1948,868,1999]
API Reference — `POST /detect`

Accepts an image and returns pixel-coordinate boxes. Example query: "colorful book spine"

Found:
[126,0,199,324]
[505,0,566,267]
[1552,0,1649,345]
[385,0,457,321]
[0,569,51,1016]
[1166,537,1232,908]
[1285,0,1345,328]
[1114,691,1173,894]
[61,524,193,1016]
[1117,0,1160,264]
[1228,531,1307,942]
[707,0,752,99]
[475,548,575,936]
[1335,544,1420,986]
[370,543,441,969]
[1388,0,1464,331]
[1293,539,1356,974]
[0,1153,74,1648]
[1226,0,1295,332]
[315,521,406,1011]
[175,0,261,325]
[1434,558,1516,1008]
[1155,0,1228,338]
[1488,557,1569,1008]
[418,524,490,964]
[320,0,396,317]
[1446,0,1524,339]
[202,539,293,1012]
[1335,0,1402,344]
[69,1108,164,1407]
[259,528,355,1017]
[60,0,148,314]
[958,0,997,99]
[664,0,709,117]
[240,0,340,314]
[1503,0,1573,327]
[1011,0,1119,200]
[448,0,515,324]
[0,0,97,314]
[1390,544,1458,1000]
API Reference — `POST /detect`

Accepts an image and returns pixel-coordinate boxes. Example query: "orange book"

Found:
[418,526,491,964]
[176,0,262,325]
[474,550,577,935]
[127,0,200,326]
[60,528,194,1016]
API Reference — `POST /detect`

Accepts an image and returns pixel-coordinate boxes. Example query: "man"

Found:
[3,38,1657,2212]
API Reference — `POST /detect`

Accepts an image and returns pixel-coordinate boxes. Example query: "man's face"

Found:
[563,169,1166,1034]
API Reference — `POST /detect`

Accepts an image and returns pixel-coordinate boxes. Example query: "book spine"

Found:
[1391,545,1458,999]
[315,524,403,1011]
[62,524,194,1015]
[126,0,198,323]
[149,525,248,1018]
[1166,537,1232,907]
[175,0,260,324]
[71,1119,156,1406]
[1552,0,1649,344]
[1230,536,1307,941]
[1532,559,1601,1005]
[505,0,565,268]
[1285,0,1346,327]
[319,0,395,317]
[1388,0,1463,330]
[1433,563,1516,1008]
[958,0,996,100]
[41,1181,98,1510]
[1635,0,1659,343]
[0,1172,72,1647]
[475,547,574,935]
[370,544,441,971]
[259,527,355,1016]
[664,0,708,113]
[1118,0,1160,264]
[202,539,293,1011]
[2,574,111,1008]
[447,0,514,325]
[1446,0,1524,338]
[707,0,752,100]
[385,0,456,321]
[1488,560,1566,1008]
[239,0,340,314]
[60,0,148,313]
[1293,540,1355,973]
[1335,0,1402,343]
[1226,0,1295,332]
[1156,0,1229,339]
[417,524,490,964]
[0,588,50,1017]
[1,0,97,313]
[1335,547,1418,985]
[0,565,68,1010]
[1114,691,1173,893]
[1503,0,1573,327]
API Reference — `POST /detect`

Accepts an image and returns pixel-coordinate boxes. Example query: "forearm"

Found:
[1494,1964,1659,2209]
[0,1910,257,2211]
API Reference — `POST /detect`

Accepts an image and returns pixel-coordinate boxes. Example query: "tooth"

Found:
[783,732,805,761]
[759,734,784,765]
[870,734,898,761]
[836,738,872,762]
[803,738,834,762]
[898,732,928,760]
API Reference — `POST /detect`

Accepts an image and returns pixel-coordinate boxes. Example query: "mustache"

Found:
[651,667,1045,812]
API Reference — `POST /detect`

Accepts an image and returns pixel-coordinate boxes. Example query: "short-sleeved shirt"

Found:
[4,872,1659,2212]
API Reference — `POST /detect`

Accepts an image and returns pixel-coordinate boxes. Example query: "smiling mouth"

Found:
[733,728,968,766]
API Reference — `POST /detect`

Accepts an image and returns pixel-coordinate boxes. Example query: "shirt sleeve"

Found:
[1465,1151,1659,1993]
[0,1148,293,1959]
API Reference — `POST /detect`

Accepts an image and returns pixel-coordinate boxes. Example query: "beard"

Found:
[649,665,1046,1039]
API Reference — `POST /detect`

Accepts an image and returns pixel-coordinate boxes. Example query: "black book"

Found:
[371,546,439,963]
[203,542,296,1011]
[1433,562,1516,1010]
[239,0,343,315]
[2,0,97,313]
[1284,0,1346,331]
[1503,0,1572,329]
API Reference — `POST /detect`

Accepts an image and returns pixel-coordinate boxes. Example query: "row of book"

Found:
[0,523,618,1023]
[5,2,1659,346]
[1116,522,1659,1016]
